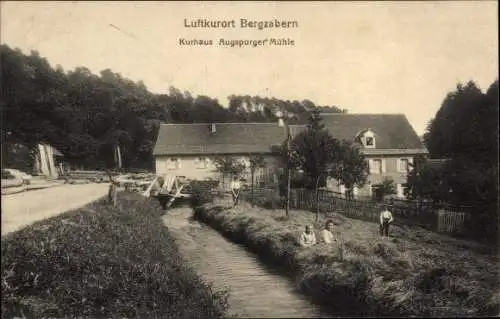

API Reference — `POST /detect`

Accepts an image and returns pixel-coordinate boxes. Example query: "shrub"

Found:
[189,182,217,208]
[248,191,281,209]
[1,192,229,318]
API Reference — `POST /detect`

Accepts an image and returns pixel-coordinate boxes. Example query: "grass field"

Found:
[1,192,229,318]
[194,198,499,317]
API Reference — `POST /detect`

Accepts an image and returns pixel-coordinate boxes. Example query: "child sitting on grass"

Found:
[298,225,317,247]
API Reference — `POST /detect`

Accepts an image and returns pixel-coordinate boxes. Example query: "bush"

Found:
[245,189,281,209]
[1,192,229,318]
[188,181,218,208]
[186,180,220,208]
[190,189,213,208]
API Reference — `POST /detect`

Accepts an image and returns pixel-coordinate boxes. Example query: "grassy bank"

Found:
[194,199,499,317]
[1,192,229,318]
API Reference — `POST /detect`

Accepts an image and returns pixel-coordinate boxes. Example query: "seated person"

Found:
[298,225,317,247]
[320,219,336,244]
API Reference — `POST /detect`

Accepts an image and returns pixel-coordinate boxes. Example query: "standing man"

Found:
[379,204,394,237]
[230,175,241,206]
[155,176,171,210]
[108,179,118,207]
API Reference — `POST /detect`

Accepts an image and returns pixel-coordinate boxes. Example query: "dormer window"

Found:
[365,137,374,147]
[360,129,376,148]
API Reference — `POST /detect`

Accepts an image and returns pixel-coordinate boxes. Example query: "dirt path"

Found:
[163,207,328,318]
[1,184,108,236]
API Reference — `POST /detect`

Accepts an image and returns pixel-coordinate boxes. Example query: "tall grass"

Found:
[1,192,229,318]
[194,199,499,317]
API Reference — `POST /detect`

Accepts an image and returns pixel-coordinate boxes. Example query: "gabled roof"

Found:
[153,123,288,156]
[319,113,425,149]
[153,114,427,156]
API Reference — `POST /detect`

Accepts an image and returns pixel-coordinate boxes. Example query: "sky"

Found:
[1,1,498,135]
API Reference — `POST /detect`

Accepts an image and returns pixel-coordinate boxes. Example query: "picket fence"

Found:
[219,168,278,191]
[437,209,469,233]
[286,188,471,234]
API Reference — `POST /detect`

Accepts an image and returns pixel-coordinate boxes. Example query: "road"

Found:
[1,184,108,236]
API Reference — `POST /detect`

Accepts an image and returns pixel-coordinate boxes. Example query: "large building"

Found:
[152,113,428,198]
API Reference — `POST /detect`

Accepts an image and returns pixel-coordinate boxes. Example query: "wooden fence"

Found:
[437,209,469,233]
[218,168,278,191]
[290,189,381,223]
[286,188,471,234]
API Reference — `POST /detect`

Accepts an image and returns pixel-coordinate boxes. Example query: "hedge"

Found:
[1,192,229,318]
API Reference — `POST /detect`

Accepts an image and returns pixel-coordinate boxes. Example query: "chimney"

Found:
[210,123,216,133]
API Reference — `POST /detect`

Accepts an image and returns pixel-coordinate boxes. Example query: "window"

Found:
[370,159,383,174]
[399,158,409,173]
[362,130,376,148]
[195,157,209,169]
[365,137,374,147]
[166,158,180,170]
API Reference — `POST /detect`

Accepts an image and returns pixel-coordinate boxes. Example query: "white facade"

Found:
[154,154,279,181]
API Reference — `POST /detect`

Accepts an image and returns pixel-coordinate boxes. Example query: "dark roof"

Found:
[153,114,426,156]
[318,113,425,149]
[153,123,288,156]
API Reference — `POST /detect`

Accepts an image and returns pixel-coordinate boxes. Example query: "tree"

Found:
[422,79,498,243]
[288,109,334,188]
[289,108,369,212]
[333,140,369,199]
[424,81,487,159]
[1,43,347,173]
[248,155,266,206]
[213,156,246,188]
[423,79,498,207]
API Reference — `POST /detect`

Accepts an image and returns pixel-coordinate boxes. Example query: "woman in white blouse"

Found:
[320,220,336,244]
